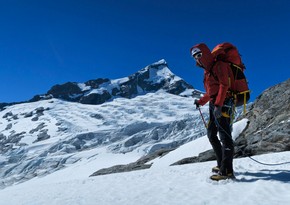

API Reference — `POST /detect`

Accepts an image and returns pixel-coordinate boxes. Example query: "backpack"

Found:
[211,43,250,113]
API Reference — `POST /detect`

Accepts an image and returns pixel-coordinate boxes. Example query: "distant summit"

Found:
[29,59,202,105]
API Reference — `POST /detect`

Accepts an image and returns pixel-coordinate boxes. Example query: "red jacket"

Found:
[191,43,232,107]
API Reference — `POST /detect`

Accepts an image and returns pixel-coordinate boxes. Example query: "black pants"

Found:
[207,102,234,175]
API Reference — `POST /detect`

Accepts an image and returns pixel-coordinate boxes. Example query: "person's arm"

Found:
[198,93,210,106]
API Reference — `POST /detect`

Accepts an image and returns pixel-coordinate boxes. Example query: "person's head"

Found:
[190,43,214,70]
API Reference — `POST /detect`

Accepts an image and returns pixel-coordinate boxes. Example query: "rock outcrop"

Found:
[235,78,290,156]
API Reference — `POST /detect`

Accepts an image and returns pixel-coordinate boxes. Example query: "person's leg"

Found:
[217,116,234,175]
[207,106,222,168]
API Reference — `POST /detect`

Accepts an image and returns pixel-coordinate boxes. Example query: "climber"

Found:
[190,43,235,181]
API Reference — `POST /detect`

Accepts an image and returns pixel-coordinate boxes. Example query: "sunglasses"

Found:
[193,52,202,60]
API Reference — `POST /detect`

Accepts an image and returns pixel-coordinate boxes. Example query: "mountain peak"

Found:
[152,59,167,65]
[29,60,201,105]
[136,59,175,85]
[138,59,169,73]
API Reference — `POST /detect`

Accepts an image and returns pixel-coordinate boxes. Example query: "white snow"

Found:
[179,88,196,96]
[232,118,249,140]
[152,59,167,66]
[0,91,289,205]
[0,137,289,205]
[110,77,129,85]
[77,83,91,91]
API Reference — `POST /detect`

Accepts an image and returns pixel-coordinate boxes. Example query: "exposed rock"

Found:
[235,78,290,157]
[34,129,50,142]
[0,134,6,141]
[90,148,174,177]
[79,91,112,105]
[47,82,82,101]
[29,123,46,134]
[24,112,33,118]
[31,116,39,121]
[5,123,12,130]
[0,132,26,151]
[0,103,10,110]
[170,150,216,166]
[2,111,19,121]
[2,112,13,119]
[84,78,110,89]
[90,113,104,120]
[35,107,45,116]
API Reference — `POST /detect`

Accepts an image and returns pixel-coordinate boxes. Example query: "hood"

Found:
[190,43,214,70]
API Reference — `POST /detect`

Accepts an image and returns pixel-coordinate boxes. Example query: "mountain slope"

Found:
[0,59,207,188]
[29,59,201,105]
[0,90,206,188]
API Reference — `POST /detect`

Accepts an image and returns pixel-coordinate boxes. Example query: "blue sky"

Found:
[0,0,289,103]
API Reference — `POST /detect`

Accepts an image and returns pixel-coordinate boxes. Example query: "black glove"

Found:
[214,106,222,118]
[194,99,200,109]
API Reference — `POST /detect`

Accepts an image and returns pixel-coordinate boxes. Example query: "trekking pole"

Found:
[198,107,207,129]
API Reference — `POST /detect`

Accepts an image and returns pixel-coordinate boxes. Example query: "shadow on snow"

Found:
[236,169,290,183]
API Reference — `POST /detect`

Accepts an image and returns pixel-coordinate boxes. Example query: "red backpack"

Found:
[212,43,250,113]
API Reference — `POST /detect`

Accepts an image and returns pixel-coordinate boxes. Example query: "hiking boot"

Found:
[210,172,236,181]
[211,166,220,173]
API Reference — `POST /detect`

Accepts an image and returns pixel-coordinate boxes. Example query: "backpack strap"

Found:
[230,63,244,72]
[231,90,251,114]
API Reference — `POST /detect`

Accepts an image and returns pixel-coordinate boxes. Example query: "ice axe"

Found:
[198,107,207,129]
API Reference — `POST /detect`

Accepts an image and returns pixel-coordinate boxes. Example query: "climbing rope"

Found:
[197,105,290,166]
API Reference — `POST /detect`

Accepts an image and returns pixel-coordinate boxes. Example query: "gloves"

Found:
[194,99,200,109]
[214,106,222,118]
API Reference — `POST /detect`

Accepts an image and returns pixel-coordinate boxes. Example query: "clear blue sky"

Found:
[0,0,289,103]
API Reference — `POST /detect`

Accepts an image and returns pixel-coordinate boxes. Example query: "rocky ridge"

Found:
[28,59,201,105]
[234,78,290,156]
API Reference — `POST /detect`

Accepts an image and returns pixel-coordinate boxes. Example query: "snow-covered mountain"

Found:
[27,59,201,105]
[0,60,206,188]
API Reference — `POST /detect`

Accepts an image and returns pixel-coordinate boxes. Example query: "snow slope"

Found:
[0,91,206,187]
[0,135,289,205]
